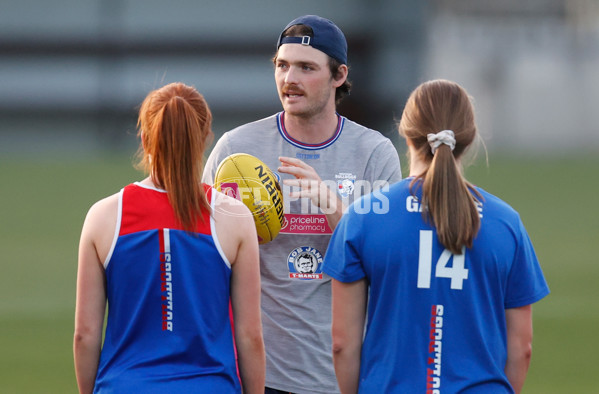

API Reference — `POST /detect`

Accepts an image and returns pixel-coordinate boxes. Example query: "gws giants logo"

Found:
[287,246,324,280]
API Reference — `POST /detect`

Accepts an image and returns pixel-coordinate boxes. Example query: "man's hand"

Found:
[278,156,344,229]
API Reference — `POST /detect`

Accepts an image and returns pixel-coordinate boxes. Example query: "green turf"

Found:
[0,152,597,392]
[0,155,139,394]
[465,154,599,392]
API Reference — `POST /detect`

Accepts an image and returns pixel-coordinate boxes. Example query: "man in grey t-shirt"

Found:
[203,15,401,394]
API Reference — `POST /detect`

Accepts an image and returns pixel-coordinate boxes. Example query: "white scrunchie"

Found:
[427,130,456,155]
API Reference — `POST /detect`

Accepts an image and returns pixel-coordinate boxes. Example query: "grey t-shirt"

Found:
[203,112,401,393]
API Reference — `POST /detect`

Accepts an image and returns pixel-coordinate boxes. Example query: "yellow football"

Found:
[214,153,285,244]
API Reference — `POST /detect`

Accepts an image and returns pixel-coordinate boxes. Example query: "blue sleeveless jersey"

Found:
[94,183,241,393]
[323,178,549,393]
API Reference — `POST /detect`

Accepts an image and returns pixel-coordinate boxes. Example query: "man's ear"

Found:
[332,64,348,88]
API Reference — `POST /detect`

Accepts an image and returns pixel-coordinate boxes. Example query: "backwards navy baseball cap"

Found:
[276,15,348,65]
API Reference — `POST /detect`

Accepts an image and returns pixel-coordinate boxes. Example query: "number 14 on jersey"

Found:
[417,230,468,290]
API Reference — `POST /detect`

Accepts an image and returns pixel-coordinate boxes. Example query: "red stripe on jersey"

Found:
[120,184,212,236]
[158,228,165,259]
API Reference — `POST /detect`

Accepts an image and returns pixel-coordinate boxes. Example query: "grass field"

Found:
[0,152,597,393]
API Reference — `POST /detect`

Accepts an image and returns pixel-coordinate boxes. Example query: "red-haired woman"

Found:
[74,82,265,393]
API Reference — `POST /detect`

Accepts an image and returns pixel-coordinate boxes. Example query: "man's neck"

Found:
[283,110,339,145]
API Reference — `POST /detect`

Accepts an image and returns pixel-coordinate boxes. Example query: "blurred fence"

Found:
[0,0,597,155]
[426,0,599,153]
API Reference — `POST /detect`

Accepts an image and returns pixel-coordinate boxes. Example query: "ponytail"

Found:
[422,139,481,254]
[400,79,482,254]
[137,83,212,231]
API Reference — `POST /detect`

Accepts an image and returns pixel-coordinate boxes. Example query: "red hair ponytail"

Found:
[137,82,212,231]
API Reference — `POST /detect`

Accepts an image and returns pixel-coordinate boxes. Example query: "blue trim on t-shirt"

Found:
[276,111,344,150]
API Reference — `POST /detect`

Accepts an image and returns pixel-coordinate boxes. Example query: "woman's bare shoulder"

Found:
[86,192,120,222]
[212,190,253,219]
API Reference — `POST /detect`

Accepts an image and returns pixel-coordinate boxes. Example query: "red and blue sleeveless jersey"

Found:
[94,182,241,393]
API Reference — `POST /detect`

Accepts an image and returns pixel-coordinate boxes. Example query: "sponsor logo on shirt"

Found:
[159,228,174,332]
[296,153,320,160]
[427,304,444,393]
[280,214,332,234]
[287,246,324,280]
